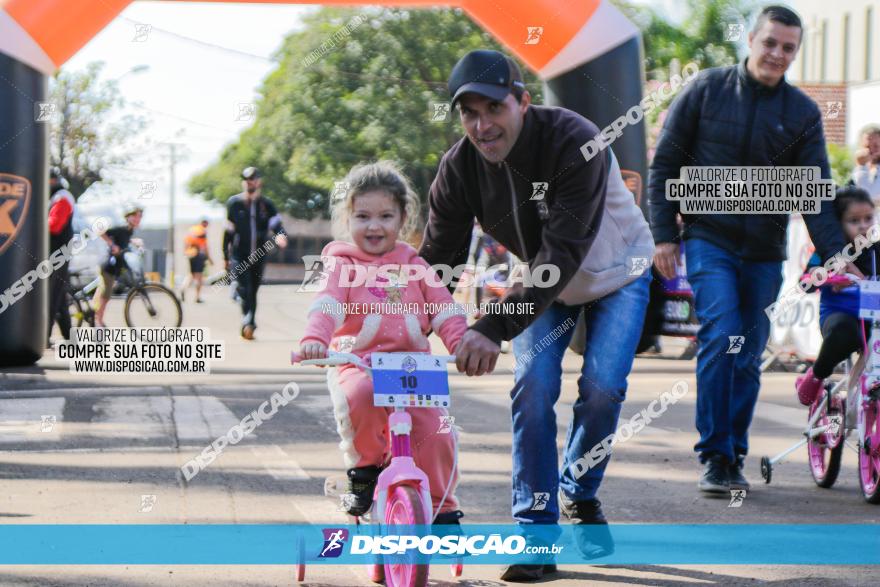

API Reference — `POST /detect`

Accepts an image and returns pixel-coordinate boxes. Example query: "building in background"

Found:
[789,0,880,145]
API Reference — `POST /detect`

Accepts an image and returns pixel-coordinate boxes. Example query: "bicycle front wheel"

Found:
[858,395,880,503]
[124,283,182,327]
[384,485,428,587]
[67,293,91,328]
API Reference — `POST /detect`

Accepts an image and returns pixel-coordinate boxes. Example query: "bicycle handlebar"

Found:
[825,273,864,285]
[291,351,456,370]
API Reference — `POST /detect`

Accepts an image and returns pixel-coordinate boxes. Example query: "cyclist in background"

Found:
[93,204,144,327]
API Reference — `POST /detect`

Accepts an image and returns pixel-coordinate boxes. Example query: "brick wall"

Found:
[795,83,848,145]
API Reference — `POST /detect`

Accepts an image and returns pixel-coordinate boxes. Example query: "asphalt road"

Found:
[0,285,876,586]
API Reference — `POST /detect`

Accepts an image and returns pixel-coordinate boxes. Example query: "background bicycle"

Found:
[66,244,183,328]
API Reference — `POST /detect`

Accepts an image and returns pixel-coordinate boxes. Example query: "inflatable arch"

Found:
[0,0,646,365]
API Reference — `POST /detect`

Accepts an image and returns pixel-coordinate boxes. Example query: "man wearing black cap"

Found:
[223,167,288,340]
[420,50,654,581]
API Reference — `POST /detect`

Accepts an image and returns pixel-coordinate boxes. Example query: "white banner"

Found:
[769,215,822,359]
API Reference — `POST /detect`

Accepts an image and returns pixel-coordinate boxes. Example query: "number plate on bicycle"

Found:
[859,280,880,319]
[371,353,450,408]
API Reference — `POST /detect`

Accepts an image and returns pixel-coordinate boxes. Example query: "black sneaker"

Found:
[344,466,381,517]
[499,563,557,582]
[728,455,751,491]
[698,455,730,494]
[433,509,463,526]
[559,492,614,559]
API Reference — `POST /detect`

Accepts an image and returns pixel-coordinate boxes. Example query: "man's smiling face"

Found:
[747,19,801,87]
[458,91,530,164]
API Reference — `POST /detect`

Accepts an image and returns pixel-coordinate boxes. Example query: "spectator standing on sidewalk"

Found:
[854,125,880,201]
[47,168,76,344]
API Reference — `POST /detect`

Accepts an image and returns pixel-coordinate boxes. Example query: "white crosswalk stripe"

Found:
[172,395,244,440]
[0,394,242,444]
[0,397,65,442]
[250,445,310,480]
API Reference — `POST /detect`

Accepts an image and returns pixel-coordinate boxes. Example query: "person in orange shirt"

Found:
[181,218,212,303]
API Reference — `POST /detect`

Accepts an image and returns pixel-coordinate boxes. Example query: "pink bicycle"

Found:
[290,350,463,586]
[761,274,880,502]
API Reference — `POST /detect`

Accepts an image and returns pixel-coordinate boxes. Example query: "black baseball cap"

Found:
[448,49,525,107]
[241,166,261,180]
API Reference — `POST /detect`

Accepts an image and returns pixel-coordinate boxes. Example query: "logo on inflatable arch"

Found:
[0,173,32,256]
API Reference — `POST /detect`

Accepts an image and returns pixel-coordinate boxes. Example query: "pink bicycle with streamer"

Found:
[290,350,463,586]
[761,274,880,502]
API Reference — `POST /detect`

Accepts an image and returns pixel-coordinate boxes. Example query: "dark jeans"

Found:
[232,258,265,330]
[685,238,783,463]
[813,312,864,379]
[48,260,71,341]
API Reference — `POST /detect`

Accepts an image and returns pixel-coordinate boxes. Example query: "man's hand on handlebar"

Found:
[654,242,681,281]
[300,342,328,361]
[455,329,500,376]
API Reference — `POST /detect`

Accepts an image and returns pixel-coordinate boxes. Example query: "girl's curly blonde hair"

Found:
[329,160,421,243]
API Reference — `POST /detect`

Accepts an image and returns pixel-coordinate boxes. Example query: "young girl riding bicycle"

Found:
[796,186,880,404]
[297,161,467,525]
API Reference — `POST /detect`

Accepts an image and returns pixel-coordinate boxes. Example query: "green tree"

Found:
[189,7,543,219]
[828,143,854,186]
[49,62,148,197]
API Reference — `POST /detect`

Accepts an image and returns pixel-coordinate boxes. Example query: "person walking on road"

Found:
[223,166,288,340]
[419,49,654,582]
[181,218,212,303]
[649,5,856,495]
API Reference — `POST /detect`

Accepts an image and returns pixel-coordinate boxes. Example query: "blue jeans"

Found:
[685,238,783,463]
[510,271,649,524]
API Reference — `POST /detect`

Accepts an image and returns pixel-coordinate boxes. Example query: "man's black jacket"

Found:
[648,59,845,262]
[223,193,285,262]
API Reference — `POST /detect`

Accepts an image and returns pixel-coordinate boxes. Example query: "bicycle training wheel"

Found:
[384,485,428,587]
[858,394,880,503]
[807,389,844,488]
[124,283,182,327]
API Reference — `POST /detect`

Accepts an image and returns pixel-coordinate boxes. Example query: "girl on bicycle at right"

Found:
[796,186,880,404]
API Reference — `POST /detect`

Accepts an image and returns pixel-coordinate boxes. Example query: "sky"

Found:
[64,1,685,228]
[66,1,315,227]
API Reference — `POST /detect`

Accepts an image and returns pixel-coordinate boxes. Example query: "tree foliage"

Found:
[49,62,148,197]
[188,7,543,219]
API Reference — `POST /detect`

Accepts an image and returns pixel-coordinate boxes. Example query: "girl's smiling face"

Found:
[842,201,876,241]
[350,190,404,256]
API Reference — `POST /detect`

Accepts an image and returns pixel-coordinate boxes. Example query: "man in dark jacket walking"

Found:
[223,167,288,340]
[649,5,855,494]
